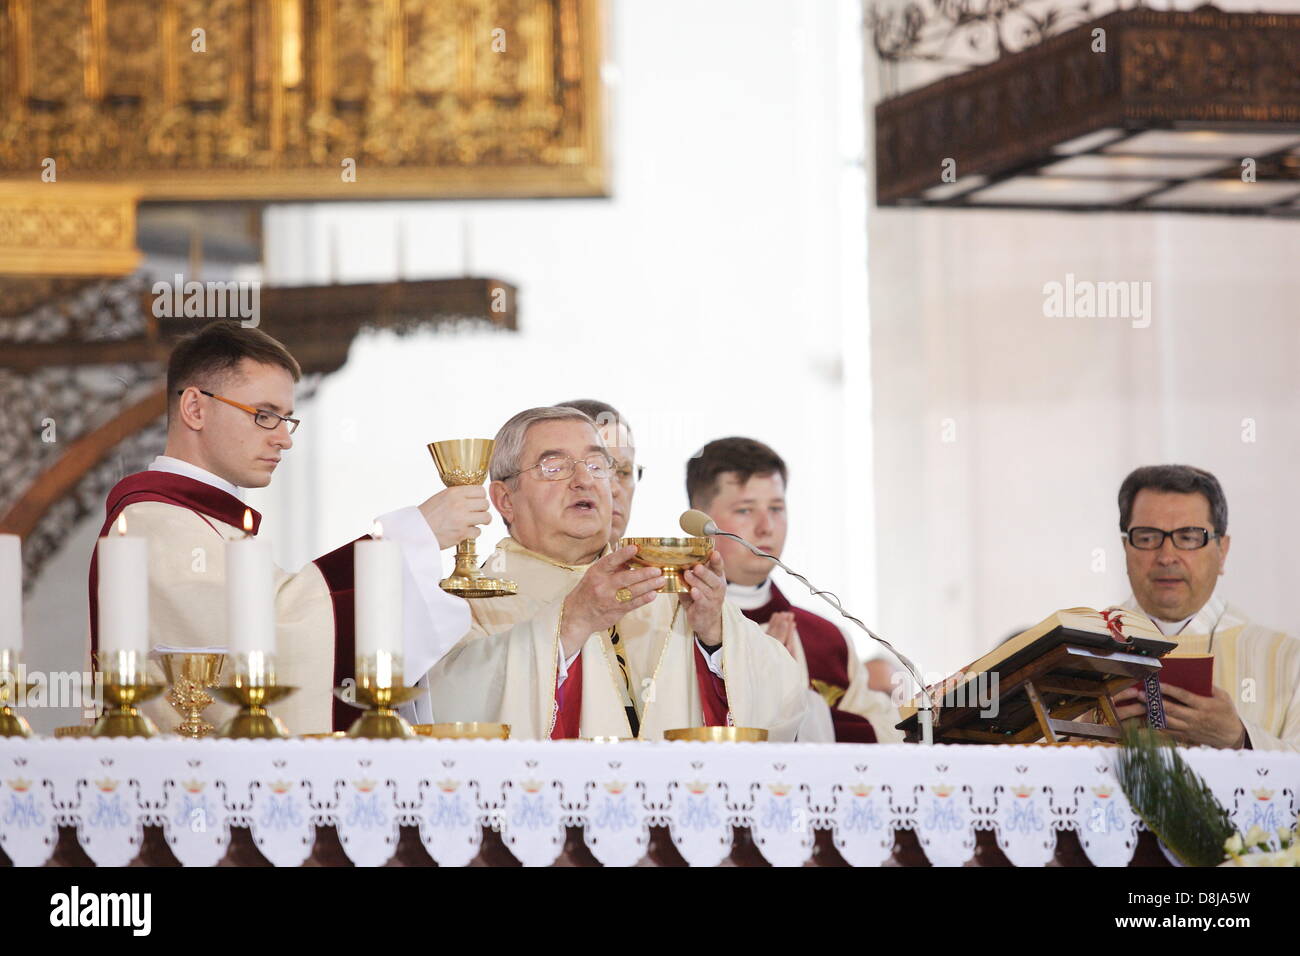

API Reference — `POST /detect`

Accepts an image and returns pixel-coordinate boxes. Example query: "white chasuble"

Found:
[1122,595,1300,752]
[425,538,808,740]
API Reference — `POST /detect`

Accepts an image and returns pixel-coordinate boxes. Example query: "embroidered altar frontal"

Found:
[0,740,1294,867]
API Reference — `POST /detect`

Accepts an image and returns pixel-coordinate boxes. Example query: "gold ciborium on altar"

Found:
[427,438,516,599]
[618,537,714,594]
[160,651,227,738]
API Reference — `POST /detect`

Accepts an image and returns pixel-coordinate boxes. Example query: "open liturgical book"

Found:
[898,607,1191,744]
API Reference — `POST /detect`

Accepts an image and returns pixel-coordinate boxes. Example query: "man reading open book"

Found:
[1111,465,1300,751]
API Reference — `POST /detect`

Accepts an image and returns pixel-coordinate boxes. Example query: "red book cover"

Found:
[1133,655,1214,698]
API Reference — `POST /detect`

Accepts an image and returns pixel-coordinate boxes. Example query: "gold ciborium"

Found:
[618,537,714,594]
[428,438,516,599]
[161,651,227,738]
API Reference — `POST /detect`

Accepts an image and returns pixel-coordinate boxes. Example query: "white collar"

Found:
[148,455,243,500]
[1152,614,1195,637]
[1121,593,1228,638]
[726,578,773,611]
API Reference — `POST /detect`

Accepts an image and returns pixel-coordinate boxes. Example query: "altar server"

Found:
[1111,465,1300,751]
[87,320,476,733]
[425,406,806,739]
[687,437,903,743]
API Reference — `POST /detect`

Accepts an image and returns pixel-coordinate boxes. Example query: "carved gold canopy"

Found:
[0,0,606,200]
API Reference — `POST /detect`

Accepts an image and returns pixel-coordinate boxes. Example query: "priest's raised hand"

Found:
[420,485,492,549]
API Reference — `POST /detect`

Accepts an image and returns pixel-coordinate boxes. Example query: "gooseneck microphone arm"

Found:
[680,510,934,746]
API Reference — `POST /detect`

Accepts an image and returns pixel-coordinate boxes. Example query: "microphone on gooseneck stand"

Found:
[680,509,935,746]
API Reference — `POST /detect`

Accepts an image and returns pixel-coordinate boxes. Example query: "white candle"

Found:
[355,523,403,658]
[97,515,149,656]
[0,534,21,652]
[226,509,276,655]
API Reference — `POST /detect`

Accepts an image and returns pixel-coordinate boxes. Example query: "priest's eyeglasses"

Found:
[1124,527,1221,550]
[179,389,301,434]
[506,453,614,482]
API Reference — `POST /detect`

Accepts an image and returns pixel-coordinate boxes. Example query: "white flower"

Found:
[1224,833,1244,855]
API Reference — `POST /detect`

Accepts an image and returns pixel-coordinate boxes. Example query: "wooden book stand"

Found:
[899,628,1173,745]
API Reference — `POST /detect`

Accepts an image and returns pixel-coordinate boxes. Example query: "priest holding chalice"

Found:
[425,406,807,740]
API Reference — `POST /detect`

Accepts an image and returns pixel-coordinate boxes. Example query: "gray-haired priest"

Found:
[425,406,807,740]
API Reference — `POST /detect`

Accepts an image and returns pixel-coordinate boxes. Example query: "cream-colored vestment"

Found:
[426,538,808,740]
[1122,595,1300,752]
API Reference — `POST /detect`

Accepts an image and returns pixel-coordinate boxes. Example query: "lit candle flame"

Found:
[371,520,383,540]
[116,513,127,536]
[242,509,254,535]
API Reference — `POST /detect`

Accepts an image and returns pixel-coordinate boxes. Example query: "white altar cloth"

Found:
[0,739,1294,867]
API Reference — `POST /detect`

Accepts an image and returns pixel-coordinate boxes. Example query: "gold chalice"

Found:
[618,537,714,594]
[161,651,228,738]
[428,438,516,599]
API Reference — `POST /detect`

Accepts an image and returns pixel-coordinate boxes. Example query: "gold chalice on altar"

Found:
[428,438,516,599]
[161,651,227,738]
[618,537,714,594]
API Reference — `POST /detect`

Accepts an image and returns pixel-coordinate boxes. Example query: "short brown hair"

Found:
[686,437,788,508]
[1118,464,1228,534]
[167,321,301,414]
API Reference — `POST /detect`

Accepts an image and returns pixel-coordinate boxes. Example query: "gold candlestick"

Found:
[427,438,516,598]
[92,652,165,738]
[0,649,32,738]
[161,651,228,738]
[212,653,296,739]
[336,655,422,738]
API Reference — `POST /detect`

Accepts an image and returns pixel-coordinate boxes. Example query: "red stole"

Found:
[89,470,364,732]
[550,651,584,739]
[739,581,877,743]
[693,641,731,727]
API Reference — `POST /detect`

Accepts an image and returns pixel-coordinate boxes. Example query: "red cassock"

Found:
[738,581,878,743]
[88,471,364,731]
